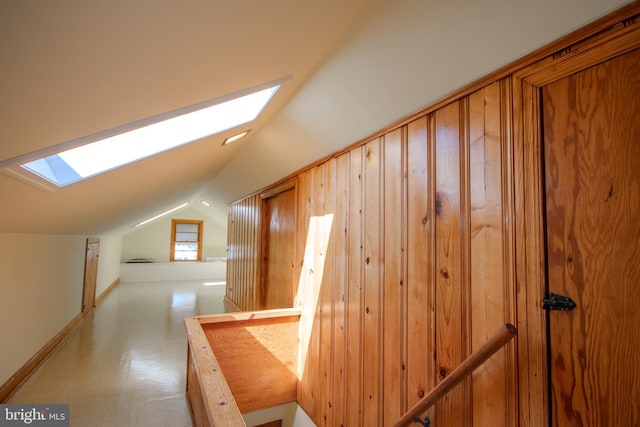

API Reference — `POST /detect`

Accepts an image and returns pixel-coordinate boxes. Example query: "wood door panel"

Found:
[263,188,296,309]
[82,238,99,313]
[543,48,640,426]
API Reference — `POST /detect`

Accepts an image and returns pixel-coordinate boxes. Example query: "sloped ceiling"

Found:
[0,0,630,236]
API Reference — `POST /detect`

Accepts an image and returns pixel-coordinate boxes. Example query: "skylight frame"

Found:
[0,77,290,190]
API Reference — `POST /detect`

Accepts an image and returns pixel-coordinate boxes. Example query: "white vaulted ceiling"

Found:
[0,0,630,236]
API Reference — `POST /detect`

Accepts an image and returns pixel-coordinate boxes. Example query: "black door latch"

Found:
[543,293,576,311]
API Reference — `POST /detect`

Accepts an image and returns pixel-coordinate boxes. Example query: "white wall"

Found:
[121,206,227,262]
[95,235,123,297]
[242,402,316,427]
[0,233,86,387]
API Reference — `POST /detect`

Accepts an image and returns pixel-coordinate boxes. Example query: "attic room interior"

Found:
[1,1,639,426]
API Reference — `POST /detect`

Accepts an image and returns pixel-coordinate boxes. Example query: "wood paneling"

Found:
[226,195,262,311]
[288,86,516,425]
[221,6,640,425]
[227,87,514,426]
[543,48,640,427]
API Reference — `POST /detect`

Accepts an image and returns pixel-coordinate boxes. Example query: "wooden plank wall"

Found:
[222,6,640,426]
[226,79,517,426]
[225,194,262,311]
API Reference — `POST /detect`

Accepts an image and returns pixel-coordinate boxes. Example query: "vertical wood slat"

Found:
[406,115,435,417]
[309,165,325,422]
[225,204,235,304]
[225,195,262,311]
[241,197,247,309]
[295,170,308,407]
[240,198,246,309]
[346,148,364,426]
[382,128,407,425]
[468,82,510,426]
[297,165,330,422]
[460,96,472,427]
[243,197,249,309]
[499,77,518,427]
[512,75,549,426]
[434,101,466,427]
[362,138,382,425]
[296,169,315,416]
[320,160,336,426]
[250,195,257,310]
[332,155,349,427]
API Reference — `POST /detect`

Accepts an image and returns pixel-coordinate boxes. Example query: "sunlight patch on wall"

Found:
[295,213,334,380]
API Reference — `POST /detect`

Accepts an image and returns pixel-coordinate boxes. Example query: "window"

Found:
[171,219,203,261]
[0,78,289,188]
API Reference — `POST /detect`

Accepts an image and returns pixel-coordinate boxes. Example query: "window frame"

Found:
[170,219,203,262]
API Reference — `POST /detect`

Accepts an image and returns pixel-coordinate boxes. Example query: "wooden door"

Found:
[542,48,640,426]
[262,188,296,309]
[82,237,100,313]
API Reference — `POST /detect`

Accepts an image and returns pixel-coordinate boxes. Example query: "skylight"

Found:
[18,82,283,187]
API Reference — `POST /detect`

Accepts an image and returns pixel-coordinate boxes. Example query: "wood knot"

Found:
[435,192,445,215]
[418,389,425,398]
[605,184,614,201]
[439,367,449,379]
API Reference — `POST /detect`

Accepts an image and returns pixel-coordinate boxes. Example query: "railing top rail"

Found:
[394,323,517,427]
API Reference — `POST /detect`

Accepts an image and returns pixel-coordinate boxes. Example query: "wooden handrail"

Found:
[394,323,517,427]
[185,308,302,427]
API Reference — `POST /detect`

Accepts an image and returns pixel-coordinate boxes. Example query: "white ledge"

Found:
[120,260,226,282]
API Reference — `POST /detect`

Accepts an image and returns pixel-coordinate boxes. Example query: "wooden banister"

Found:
[185,308,301,427]
[394,323,517,427]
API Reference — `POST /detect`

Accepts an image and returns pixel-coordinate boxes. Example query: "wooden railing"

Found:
[185,308,301,427]
[394,323,518,427]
